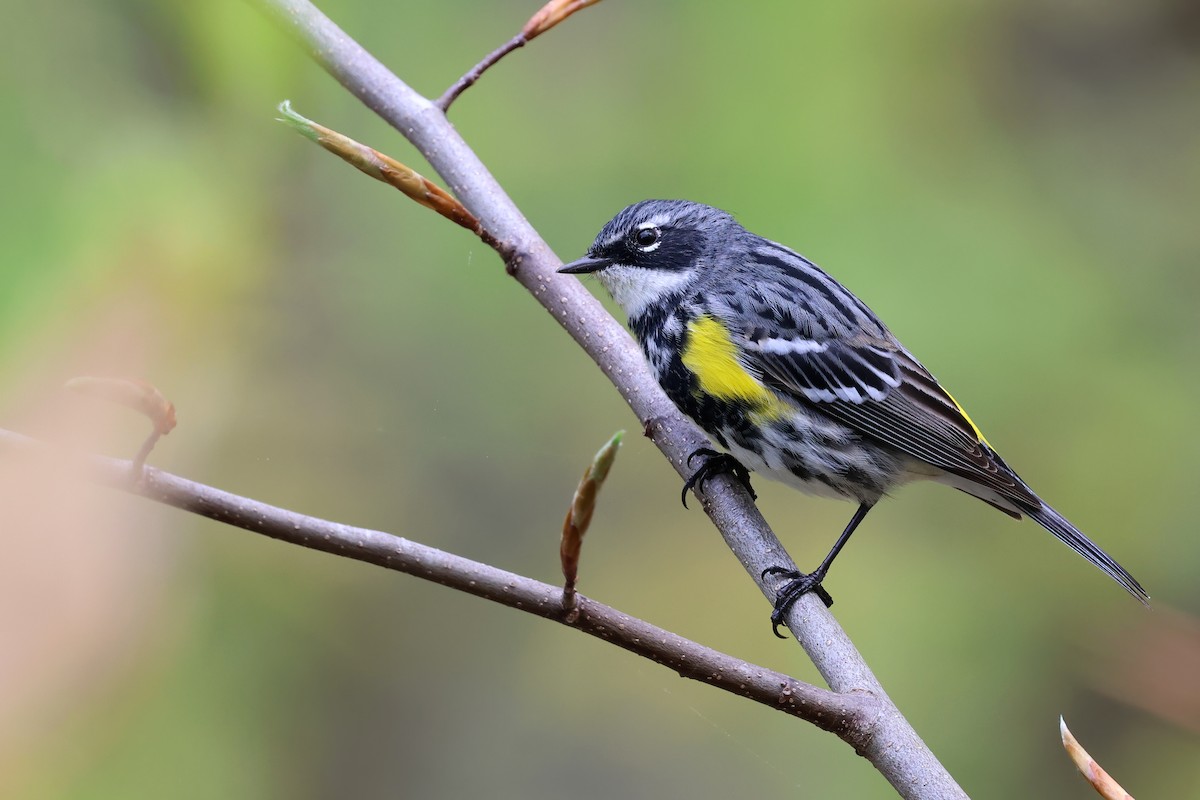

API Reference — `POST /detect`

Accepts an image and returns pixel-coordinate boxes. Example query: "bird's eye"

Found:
[635,225,661,250]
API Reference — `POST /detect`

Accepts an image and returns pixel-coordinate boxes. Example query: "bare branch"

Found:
[436,33,526,113]
[0,426,871,740]
[64,377,176,477]
[435,0,605,112]
[247,1,967,796]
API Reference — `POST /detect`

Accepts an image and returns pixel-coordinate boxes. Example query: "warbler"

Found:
[559,199,1148,635]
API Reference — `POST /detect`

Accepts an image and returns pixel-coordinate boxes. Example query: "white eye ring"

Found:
[634,223,662,252]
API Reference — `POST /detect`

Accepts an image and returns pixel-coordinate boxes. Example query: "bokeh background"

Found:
[2,0,1198,796]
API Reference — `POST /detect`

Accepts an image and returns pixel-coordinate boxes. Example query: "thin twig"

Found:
[0,426,873,741]
[130,431,162,478]
[436,0,605,112]
[436,33,526,112]
[64,376,176,479]
[246,2,966,796]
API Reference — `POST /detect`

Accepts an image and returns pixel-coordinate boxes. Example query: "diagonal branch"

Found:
[0,427,872,742]
[436,33,526,113]
[435,0,605,112]
[248,1,967,797]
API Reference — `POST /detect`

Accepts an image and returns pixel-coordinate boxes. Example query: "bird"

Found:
[558,199,1148,636]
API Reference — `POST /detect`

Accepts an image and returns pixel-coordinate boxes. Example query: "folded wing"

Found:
[741,327,1037,507]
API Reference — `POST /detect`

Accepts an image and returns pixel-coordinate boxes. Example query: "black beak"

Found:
[558,255,613,274]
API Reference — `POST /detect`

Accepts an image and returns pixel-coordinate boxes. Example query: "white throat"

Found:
[596,264,696,320]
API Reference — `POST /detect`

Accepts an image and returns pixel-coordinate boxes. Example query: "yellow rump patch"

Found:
[682,315,783,416]
[940,385,991,447]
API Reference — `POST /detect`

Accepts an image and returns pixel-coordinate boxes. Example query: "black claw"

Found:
[763,568,834,638]
[680,448,757,508]
[770,608,789,639]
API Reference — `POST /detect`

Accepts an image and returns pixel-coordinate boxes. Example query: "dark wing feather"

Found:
[742,332,901,403]
[742,333,1037,506]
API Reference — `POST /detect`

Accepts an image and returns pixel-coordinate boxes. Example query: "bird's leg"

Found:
[681,447,757,508]
[762,503,874,638]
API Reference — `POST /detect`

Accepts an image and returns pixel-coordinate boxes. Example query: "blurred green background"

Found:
[2,0,1198,797]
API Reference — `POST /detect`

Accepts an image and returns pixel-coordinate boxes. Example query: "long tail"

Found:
[1023,500,1149,604]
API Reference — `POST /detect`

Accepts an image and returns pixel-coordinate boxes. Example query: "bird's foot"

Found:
[761,566,834,638]
[681,448,757,508]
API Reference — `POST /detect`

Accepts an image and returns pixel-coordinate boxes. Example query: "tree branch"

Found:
[436,33,526,112]
[0,427,871,742]
[245,1,967,796]
[435,1,605,112]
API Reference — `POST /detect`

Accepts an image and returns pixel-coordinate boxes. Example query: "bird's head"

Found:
[559,199,736,319]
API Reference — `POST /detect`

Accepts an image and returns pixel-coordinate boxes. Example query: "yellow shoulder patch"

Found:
[682,315,779,411]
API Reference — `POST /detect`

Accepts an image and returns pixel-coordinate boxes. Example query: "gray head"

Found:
[559,200,740,318]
